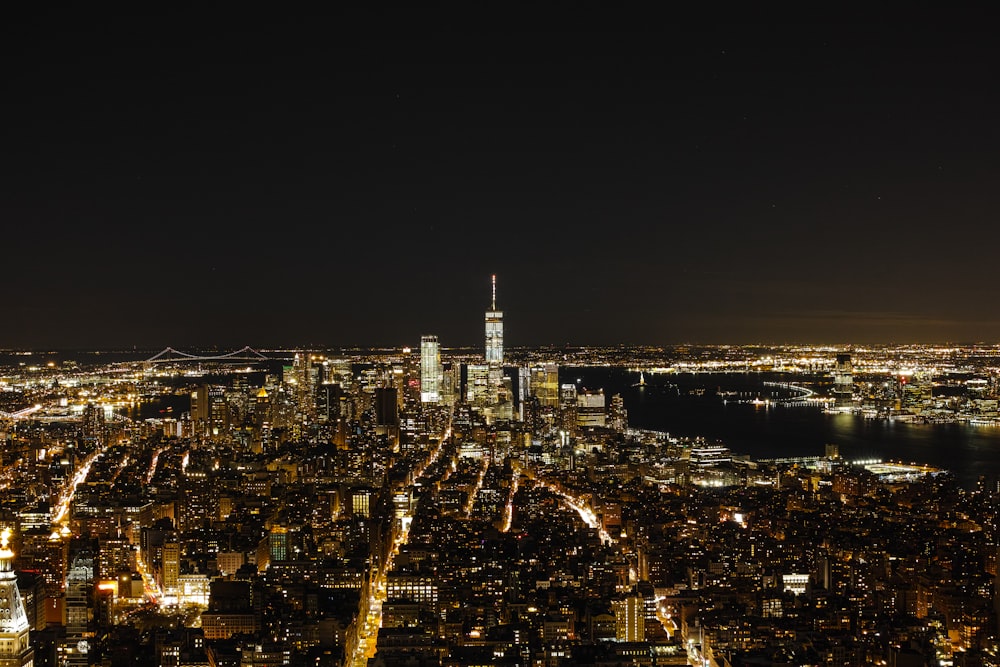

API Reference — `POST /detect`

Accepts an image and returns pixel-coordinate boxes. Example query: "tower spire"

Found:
[0,527,33,667]
[485,275,504,366]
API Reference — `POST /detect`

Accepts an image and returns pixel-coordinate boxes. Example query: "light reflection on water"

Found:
[566,367,1000,488]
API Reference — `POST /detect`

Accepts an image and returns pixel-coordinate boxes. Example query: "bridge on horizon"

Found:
[144,346,270,363]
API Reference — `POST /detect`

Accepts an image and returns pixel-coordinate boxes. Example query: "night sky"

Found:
[3,10,998,349]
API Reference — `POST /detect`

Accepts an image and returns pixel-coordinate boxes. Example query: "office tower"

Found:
[517,365,530,403]
[614,595,646,642]
[162,541,180,597]
[689,444,733,468]
[530,364,560,407]
[351,488,373,519]
[81,403,105,443]
[494,375,515,421]
[608,393,627,432]
[485,275,503,365]
[420,335,442,403]
[192,385,228,438]
[577,389,606,429]
[375,388,399,427]
[385,573,439,617]
[833,353,854,406]
[97,537,133,580]
[467,276,513,423]
[290,352,318,421]
[516,365,530,420]
[269,527,289,563]
[393,350,420,411]
[180,468,216,532]
[439,361,458,406]
[317,382,345,423]
[560,383,578,406]
[0,530,34,667]
[252,387,272,453]
[63,553,94,667]
[466,364,493,409]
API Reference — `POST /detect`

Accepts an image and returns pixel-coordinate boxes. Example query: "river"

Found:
[564,367,1000,488]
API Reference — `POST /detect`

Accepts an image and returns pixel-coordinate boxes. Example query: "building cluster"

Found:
[0,284,1000,666]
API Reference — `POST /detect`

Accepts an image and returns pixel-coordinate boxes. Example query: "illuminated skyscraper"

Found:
[469,276,513,423]
[420,335,441,403]
[485,275,503,365]
[614,595,645,642]
[466,364,492,409]
[63,553,93,665]
[162,540,180,599]
[530,364,560,407]
[577,389,606,429]
[833,353,854,406]
[0,530,33,667]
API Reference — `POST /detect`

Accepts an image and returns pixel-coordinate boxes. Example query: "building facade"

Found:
[0,530,34,667]
[420,335,441,403]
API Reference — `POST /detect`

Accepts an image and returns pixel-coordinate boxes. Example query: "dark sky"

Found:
[3,9,998,349]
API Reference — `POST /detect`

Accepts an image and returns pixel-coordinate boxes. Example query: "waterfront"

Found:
[3,349,1000,663]
[567,367,1000,488]
[7,350,1000,488]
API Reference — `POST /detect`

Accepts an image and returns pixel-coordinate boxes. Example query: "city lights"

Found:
[1,308,998,666]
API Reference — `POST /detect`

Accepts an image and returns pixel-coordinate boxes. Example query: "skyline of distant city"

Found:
[5,11,1000,667]
[4,253,1000,666]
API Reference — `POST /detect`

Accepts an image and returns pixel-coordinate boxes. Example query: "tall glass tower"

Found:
[485,275,503,365]
[420,335,441,403]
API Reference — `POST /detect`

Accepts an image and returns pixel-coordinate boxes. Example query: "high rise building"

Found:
[467,276,513,424]
[440,361,459,406]
[466,365,492,409]
[485,275,503,365]
[614,595,646,642]
[530,364,560,407]
[608,393,627,432]
[351,488,373,519]
[62,553,94,667]
[420,335,442,403]
[577,389,606,429]
[833,353,854,406]
[81,403,105,443]
[290,352,318,421]
[374,388,399,427]
[252,387,272,453]
[396,349,421,410]
[191,385,228,438]
[560,383,578,406]
[269,527,288,563]
[0,530,33,667]
[162,541,180,597]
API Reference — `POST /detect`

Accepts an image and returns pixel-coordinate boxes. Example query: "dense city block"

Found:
[3,333,1000,666]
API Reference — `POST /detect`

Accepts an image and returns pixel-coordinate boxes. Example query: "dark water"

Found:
[122,394,193,421]
[565,367,1000,488]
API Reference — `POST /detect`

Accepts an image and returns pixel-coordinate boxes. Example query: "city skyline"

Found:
[4,11,999,348]
[3,315,1000,665]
